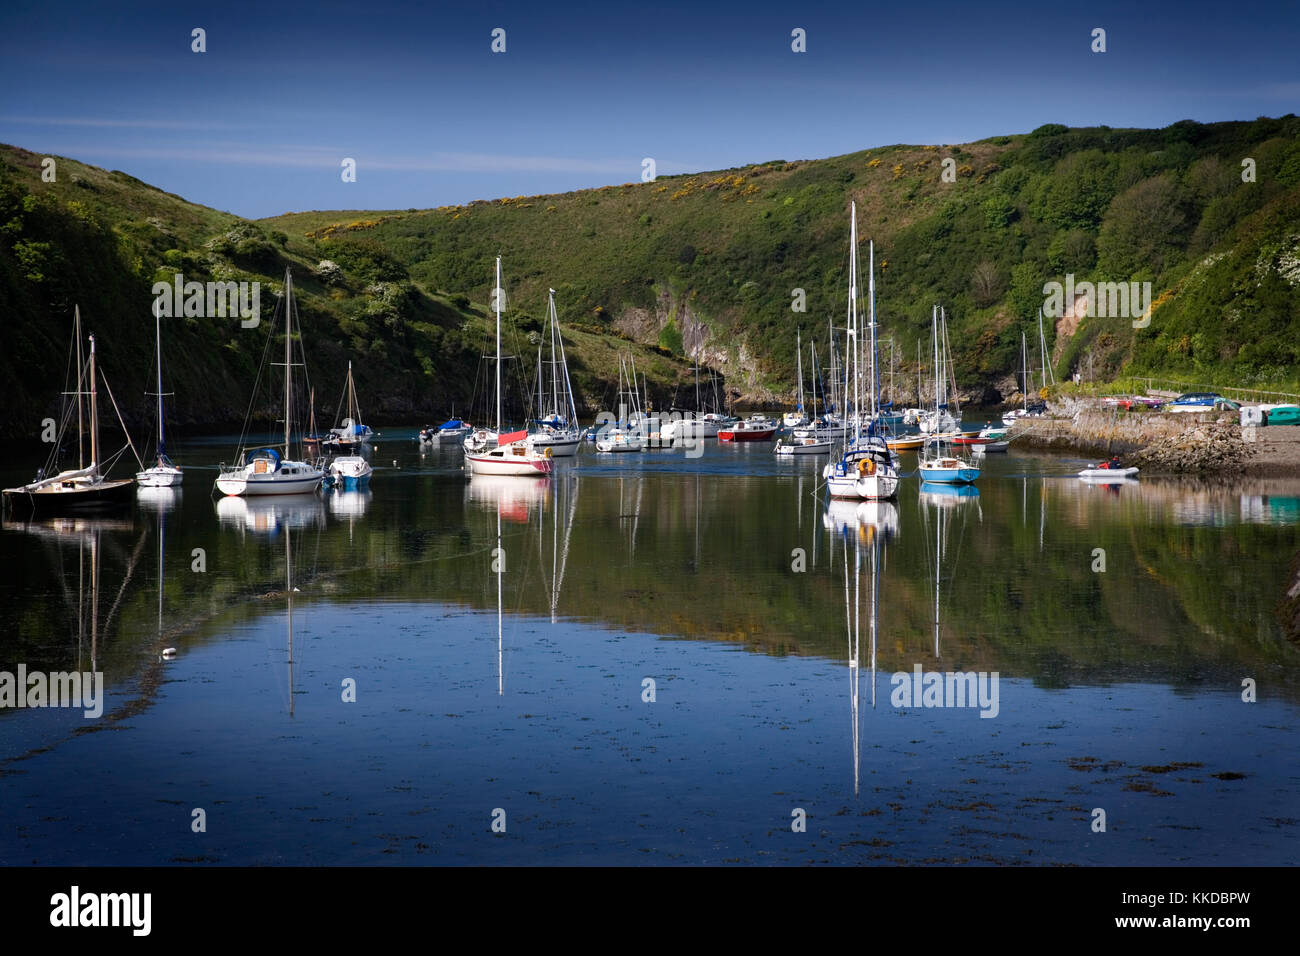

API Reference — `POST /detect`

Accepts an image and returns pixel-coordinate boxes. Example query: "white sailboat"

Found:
[136,301,183,488]
[595,353,645,452]
[783,327,809,428]
[822,205,899,500]
[326,361,373,490]
[3,310,136,513]
[918,307,961,436]
[465,257,553,477]
[525,289,583,458]
[215,269,324,497]
[324,360,374,451]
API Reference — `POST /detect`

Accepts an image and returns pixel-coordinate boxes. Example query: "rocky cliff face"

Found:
[612,284,783,407]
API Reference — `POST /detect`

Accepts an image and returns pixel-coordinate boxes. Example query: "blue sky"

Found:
[1,0,1296,219]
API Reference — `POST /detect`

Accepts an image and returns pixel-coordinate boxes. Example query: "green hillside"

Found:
[2,115,1299,443]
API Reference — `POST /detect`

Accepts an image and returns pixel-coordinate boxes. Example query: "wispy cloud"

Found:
[0,115,250,131]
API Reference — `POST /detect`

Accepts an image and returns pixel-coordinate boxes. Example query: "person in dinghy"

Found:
[1097,455,1123,470]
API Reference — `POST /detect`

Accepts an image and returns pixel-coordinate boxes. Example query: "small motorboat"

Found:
[595,427,643,453]
[885,433,926,452]
[328,455,373,490]
[422,418,472,444]
[774,436,832,456]
[972,440,1008,454]
[1078,465,1139,479]
[719,420,777,442]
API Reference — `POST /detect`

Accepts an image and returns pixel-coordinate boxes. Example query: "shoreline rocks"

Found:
[1007,408,1299,476]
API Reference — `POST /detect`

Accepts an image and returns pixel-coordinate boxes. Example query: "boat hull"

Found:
[718,427,776,442]
[918,466,980,483]
[2,478,135,514]
[527,435,582,457]
[216,473,324,496]
[1078,467,1139,479]
[826,472,899,500]
[775,440,832,455]
[596,438,644,452]
[885,436,926,451]
[465,450,553,476]
[136,466,183,488]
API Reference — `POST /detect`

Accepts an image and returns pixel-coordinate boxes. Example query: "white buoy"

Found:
[161,647,178,659]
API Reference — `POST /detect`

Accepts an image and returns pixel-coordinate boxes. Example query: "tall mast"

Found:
[942,307,959,420]
[1022,332,1029,412]
[283,270,293,456]
[75,307,84,469]
[1038,306,1054,388]
[795,327,803,416]
[155,300,165,457]
[848,201,859,440]
[550,291,560,419]
[494,256,502,433]
[932,306,940,415]
[88,332,99,475]
[868,238,877,420]
[550,291,578,428]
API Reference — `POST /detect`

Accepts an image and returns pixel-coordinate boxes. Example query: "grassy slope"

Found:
[3,115,1299,443]
[261,116,1300,400]
[0,146,699,443]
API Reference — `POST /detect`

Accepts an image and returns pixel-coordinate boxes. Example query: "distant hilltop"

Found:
[2,115,1298,437]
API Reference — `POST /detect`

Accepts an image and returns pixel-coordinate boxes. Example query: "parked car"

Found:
[1212,398,1241,411]
[1262,404,1300,426]
[1167,391,1222,412]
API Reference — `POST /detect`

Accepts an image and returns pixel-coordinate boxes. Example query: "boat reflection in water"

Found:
[539,473,579,623]
[135,486,181,516]
[920,476,980,660]
[918,481,981,505]
[823,497,900,543]
[466,473,553,524]
[2,515,140,675]
[215,493,326,535]
[828,490,891,796]
[327,490,372,521]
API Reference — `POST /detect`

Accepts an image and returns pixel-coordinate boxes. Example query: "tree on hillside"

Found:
[1096,172,1187,277]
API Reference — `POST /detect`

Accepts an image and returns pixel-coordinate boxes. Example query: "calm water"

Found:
[2,431,1298,865]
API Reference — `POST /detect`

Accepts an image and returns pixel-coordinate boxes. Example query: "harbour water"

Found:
[2,432,1298,864]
